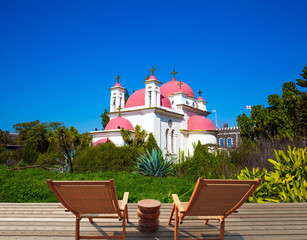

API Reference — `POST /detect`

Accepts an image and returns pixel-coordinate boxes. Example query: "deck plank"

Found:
[0,203,306,239]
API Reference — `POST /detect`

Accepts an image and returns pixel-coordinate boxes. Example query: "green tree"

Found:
[296,64,307,134]
[51,126,92,173]
[100,109,110,130]
[237,81,303,140]
[134,125,147,146]
[145,133,160,153]
[22,139,39,164]
[13,121,62,153]
[124,90,130,103]
[0,129,14,145]
[120,128,132,145]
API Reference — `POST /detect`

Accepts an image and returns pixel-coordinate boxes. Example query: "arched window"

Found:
[219,139,224,146]
[165,129,169,151]
[171,130,175,153]
[228,138,232,147]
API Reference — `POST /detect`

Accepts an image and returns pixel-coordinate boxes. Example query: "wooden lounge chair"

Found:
[47,179,129,240]
[168,178,261,240]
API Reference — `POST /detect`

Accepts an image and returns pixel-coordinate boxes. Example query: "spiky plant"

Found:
[135,148,174,177]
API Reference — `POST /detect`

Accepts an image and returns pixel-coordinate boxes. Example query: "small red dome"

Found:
[148,75,157,80]
[187,115,215,131]
[198,96,205,101]
[160,79,195,98]
[113,82,122,88]
[105,116,134,131]
[125,88,172,108]
[93,138,114,146]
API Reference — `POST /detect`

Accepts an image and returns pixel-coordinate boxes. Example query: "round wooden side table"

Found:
[137,199,161,232]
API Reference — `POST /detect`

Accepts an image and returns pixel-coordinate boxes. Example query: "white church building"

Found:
[90,67,217,156]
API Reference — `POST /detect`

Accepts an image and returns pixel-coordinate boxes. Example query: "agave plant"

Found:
[135,148,174,177]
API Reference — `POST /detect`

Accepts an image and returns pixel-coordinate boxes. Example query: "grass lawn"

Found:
[0,165,197,203]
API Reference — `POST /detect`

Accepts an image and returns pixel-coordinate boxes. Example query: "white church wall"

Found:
[110,135,125,146]
[187,132,217,154]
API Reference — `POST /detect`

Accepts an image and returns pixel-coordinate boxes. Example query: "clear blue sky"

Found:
[1,0,306,133]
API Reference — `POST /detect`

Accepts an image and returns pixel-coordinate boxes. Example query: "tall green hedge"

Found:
[74,142,141,173]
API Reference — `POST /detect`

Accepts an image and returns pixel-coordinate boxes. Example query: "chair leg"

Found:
[219,218,225,240]
[88,217,93,223]
[168,203,175,225]
[75,216,81,240]
[174,206,179,240]
[123,207,126,240]
[204,219,209,225]
[125,205,129,223]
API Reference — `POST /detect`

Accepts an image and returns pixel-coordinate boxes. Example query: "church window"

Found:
[219,139,224,146]
[192,102,195,107]
[149,91,151,107]
[186,101,189,105]
[171,130,175,153]
[228,138,232,147]
[172,101,174,105]
[113,98,116,106]
[165,129,169,151]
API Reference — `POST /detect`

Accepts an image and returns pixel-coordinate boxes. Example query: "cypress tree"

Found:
[22,139,39,164]
[145,133,160,153]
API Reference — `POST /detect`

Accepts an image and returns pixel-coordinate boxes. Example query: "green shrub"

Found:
[22,139,38,164]
[74,142,140,173]
[237,146,307,203]
[36,153,59,167]
[145,133,160,153]
[237,167,280,203]
[135,148,174,177]
[179,141,237,178]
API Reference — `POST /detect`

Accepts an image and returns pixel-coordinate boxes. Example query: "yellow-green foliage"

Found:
[268,146,307,202]
[238,146,307,203]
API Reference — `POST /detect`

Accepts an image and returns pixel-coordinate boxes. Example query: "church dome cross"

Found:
[170,69,178,80]
[149,66,156,76]
[116,75,120,83]
[177,81,183,89]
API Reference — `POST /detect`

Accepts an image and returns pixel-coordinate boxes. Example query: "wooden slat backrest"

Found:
[47,179,121,216]
[184,178,260,218]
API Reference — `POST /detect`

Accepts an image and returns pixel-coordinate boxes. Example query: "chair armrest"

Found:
[172,194,185,213]
[119,192,129,211]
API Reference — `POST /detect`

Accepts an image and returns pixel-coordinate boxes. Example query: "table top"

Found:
[137,199,161,208]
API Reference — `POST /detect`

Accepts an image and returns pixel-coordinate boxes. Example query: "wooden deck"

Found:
[0,202,307,239]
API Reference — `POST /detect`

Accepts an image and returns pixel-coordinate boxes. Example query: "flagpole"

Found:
[212,110,217,128]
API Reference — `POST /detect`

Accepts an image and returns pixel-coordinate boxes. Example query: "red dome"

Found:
[113,82,122,87]
[125,88,172,108]
[148,75,157,80]
[198,96,205,101]
[160,79,195,98]
[105,116,134,131]
[93,138,114,146]
[187,115,215,131]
